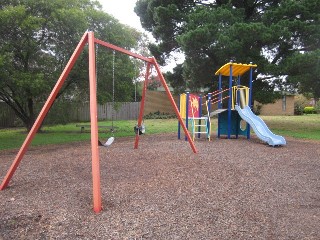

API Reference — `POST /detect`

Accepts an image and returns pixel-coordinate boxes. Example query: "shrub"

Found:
[144,111,176,119]
[294,105,304,115]
[303,106,316,114]
[294,95,309,115]
[253,104,262,115]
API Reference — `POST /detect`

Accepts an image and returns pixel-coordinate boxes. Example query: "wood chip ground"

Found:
[0,133,319,239]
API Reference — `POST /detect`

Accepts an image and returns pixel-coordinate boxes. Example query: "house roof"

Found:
[215,62,257,76]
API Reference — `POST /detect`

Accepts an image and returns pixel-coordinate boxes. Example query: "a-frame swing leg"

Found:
[134,62,151,149]
[88,32,102,213]
[151,58,197,153]
[0,32,89,191]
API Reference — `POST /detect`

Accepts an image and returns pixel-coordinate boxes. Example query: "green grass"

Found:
[0,119,178,150]
[0,114,319,151]
[260,114,320,140]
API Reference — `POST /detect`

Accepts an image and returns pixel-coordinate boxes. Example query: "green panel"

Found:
[218,110,247,137]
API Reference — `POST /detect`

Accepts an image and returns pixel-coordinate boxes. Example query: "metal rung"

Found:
[192,117,208,120]
[194,131,208,134]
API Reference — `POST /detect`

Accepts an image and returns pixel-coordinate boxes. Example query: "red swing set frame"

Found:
[0,31,197,213]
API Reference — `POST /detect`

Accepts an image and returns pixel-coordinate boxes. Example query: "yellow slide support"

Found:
[232,86,249,109]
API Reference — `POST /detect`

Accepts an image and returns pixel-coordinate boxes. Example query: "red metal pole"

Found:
[151,58,197,153]
[134,62,151,149]
[0,32,89,190]
[88,32,102,213]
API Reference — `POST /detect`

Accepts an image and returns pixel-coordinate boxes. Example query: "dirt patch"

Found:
[0,133,319,239]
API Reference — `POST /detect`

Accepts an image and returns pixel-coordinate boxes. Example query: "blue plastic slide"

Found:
[235,105,286,146]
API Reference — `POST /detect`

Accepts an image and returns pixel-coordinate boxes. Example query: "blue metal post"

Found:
[185,92,189,141]
[217,74,222,138]
[207,93,212,138]
[249,65,253,109]
[227,64,233,139]
[208,93,212,113]
[247,65,254,139]
[218,74,222,109]
[235,75,242,139]
[198,95,202,138]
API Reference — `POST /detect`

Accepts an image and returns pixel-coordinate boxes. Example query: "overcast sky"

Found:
[99,0,143,31]
[98,0,182,71]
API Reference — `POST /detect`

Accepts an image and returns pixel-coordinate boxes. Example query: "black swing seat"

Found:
[134,124,145,135]
[98,137,115,147]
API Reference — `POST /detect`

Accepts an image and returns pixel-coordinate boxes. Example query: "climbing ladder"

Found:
[191,101,211,141]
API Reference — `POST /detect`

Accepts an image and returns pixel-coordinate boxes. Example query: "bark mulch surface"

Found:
[0,133,319,239]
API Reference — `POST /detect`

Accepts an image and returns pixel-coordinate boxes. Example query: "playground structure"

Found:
[213,62,286,146]
[0,31,198,213]
[178,93,212,141]
[177,61,286,146]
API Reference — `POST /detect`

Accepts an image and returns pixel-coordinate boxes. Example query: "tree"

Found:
[0,0,143,130]
[146,75,161,90]
[135,0,320,102]
[284,50,320,102]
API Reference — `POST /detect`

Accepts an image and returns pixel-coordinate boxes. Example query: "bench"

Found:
[75,124,117,133]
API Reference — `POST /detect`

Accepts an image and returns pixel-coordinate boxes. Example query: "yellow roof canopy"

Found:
[215,62,257,76]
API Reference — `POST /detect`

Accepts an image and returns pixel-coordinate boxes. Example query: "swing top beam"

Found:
[94,38,153,63]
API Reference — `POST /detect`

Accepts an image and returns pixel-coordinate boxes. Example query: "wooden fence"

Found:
[75,102,140,121]
[144,91,179,115]
[0,91,178,128]
[0,101,140,128]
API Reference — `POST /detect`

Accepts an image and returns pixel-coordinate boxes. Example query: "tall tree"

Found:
[0,0,143,130]
[135,0,320,102]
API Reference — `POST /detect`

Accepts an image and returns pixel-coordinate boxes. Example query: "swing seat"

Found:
[134,124,145,135]
[98,137,114,147]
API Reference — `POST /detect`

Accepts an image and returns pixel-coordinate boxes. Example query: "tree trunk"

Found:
[26,98,35,132]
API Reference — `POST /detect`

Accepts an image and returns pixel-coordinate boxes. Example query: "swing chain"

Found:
[111,50,115,135]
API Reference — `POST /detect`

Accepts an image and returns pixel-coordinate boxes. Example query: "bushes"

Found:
[253,104,262,115]
[294,95,309,115]
[294,104,305,115]
[303,106,316,114]
[294,95,319,115]
[144,111,176,119]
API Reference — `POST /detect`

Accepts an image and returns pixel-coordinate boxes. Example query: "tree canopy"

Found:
[0,0,145,130]
[135,0,320,102]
